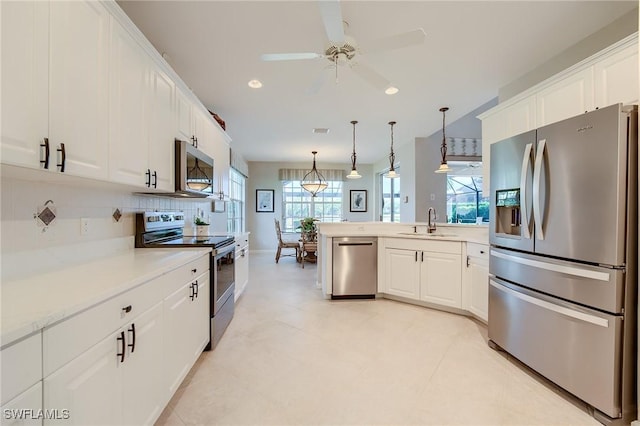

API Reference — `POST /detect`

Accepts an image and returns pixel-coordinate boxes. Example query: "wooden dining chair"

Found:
[274,219,301,263]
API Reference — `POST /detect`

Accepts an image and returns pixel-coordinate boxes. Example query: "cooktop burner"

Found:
[159,235,235,248]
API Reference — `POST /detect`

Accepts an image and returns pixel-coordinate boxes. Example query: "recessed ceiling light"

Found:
[385,86,399,95]
[312,128,330,134]
[248,79,263,89]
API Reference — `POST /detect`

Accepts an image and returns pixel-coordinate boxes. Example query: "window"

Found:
[227,168,246,233]
[380,171,400,222]
[446,174,489,223]
[281,181,343,232]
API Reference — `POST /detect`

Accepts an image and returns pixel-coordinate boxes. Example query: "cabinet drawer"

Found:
[1,333,42,405]
[467,243,489,260]
[43,278,164,376]
[385,238,461,254]
[163,254,210,296]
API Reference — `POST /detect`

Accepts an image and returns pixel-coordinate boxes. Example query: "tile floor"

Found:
[156,252,600,426]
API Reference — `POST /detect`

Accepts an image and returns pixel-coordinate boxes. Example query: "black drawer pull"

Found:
[122,305,132,314]
[152,170,157,188]
[40,138,50,169]
[57,143,66,172]
[480,250,485,254]
[117,331,125,363]
[193,280,198,298]
[128,323,136,353]
[191,268,197,274]
[189,283,195,301]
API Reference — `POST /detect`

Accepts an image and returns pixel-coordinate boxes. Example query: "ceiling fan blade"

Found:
[318,0,345,44]
[361,28,426,55]
[351,62,391,90]
[260,52,324,61]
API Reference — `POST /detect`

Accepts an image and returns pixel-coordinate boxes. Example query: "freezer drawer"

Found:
[332,237,377,297]
[490,247,624,314]
[489,278,623,419]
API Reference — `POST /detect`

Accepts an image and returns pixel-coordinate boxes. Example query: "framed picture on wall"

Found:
[350,190,367,212]
[256,189,274,212]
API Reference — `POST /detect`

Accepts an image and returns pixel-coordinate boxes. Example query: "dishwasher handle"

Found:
[337,242,374,246]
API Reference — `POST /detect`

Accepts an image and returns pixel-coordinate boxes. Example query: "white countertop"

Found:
[1,248,211,347]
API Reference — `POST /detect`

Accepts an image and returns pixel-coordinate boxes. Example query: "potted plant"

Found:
[297,217,318,242]
[194,217,210,239]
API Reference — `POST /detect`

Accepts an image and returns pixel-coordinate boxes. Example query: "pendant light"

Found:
[435,107,452,173]
[301,151,328,197]
[186,158,212,191]
[384,121,399,178]
[346,120,362,179]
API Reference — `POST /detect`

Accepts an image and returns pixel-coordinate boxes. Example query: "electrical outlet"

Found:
[430,193,436,201]
[81,218,89,235]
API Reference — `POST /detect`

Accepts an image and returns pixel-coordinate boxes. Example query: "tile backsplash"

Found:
[1,176,216,280]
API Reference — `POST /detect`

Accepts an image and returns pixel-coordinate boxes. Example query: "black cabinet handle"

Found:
[122,305,132,314]
[40,138,50,169]
[191,268,197,274]
[57,143,66,172]
[191,135,197,148]
[415,251,418,262]
[193,280,198,298]
[145,169,151,187]
[466,255,470,268]
[480,250,485,254]
[189,283,195,301]
[152,171,157,188]
[421,251,424,262]
[128,323,136,353]
[117,331,125,363]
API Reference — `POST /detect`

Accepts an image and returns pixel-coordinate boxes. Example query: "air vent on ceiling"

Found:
[313,128,330,134]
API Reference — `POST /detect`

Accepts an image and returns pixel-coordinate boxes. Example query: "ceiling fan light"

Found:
[385,86,399,95]
[248,79,263,89]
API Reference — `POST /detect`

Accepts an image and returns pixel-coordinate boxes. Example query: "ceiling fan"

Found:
[260,0,426,93]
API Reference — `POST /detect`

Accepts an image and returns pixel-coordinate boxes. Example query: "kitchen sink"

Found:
[396,232,458,238]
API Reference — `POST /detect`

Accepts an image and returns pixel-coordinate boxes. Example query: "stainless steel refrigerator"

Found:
[488,103,637,425]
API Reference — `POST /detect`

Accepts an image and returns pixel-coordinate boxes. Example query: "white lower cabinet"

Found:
[464,243,490,322]
[163,273,209,398]
[0,382,43,426]
[419,251,462,308]
[384,248,420,299]
[43,302,163,426]
[383,239,462,308]
[235,237,250,301]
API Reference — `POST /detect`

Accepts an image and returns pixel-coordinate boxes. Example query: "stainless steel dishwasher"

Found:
[332,237,377,299]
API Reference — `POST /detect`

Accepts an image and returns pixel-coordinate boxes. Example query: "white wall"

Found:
[1,170,213,279]
[246,161,375,251]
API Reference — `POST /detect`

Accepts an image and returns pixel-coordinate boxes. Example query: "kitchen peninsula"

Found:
[317,222,490,322]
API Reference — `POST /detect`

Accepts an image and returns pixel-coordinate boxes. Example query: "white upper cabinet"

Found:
[536,67,594,127]
[108,18,150,187]
[0,1,49,170]
[148,68,176,191]
[594,42,639,107]
[176,88,193,143]
[49,0,110,180]
[108,17,175,192]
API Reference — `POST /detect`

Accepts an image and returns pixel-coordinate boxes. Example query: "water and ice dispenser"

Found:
[494,189,521,236]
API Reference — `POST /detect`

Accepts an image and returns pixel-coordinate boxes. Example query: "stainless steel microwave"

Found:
[174,138,215,198]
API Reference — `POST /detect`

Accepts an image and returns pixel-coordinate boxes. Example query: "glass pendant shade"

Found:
[186,158,212,190]
[346,120,362,179]
[301,151,328,197]
[384,121,399,178]
[434,107,450,174]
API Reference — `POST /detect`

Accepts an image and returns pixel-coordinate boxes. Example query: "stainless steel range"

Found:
[135,212,235,350]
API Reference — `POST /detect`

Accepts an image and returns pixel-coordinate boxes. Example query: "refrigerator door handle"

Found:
[489,279,609,328]
[520,143,534,239]
[533,139,546,240]
[490,249,611,281]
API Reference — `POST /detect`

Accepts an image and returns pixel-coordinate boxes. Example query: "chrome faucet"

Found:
[427,207,437,233]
